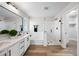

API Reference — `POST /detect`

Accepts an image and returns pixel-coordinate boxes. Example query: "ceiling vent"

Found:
[44,7,49,10]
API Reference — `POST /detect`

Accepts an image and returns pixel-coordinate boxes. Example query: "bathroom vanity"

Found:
[0,34,30,56]
[0,3,30,56]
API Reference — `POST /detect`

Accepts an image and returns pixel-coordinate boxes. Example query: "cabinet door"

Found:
[19,39,25,56]
[24,37,28,51]
[27,37,30,48]
[9,42,19,56]
[24,36,30,51]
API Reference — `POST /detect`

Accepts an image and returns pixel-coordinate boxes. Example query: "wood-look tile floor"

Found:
[24,40,77,56]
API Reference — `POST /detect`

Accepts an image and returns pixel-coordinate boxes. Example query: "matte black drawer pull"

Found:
[20,46,24,49]
[20,41,24,44]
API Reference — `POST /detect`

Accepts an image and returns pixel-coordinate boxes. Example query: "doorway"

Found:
[62,9,78,55]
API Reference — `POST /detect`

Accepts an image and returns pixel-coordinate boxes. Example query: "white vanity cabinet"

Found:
[19,39,25,56]
[8,42,20,56]
[0,35,30,56]
[5,37,29,56]
[0,50,8,56]
[27,36,30,49]
[24,36,30,52]
[24,37,28,52]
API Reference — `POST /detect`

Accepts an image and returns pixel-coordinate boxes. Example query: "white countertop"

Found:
[0,34,30,53]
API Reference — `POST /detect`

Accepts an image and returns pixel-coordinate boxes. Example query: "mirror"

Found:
[0,5,23,32]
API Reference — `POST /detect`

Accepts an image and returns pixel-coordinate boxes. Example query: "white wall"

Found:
[30,17,45,33]
[29,3,78,46]
[30,17,44,45]
[30,17,61,45]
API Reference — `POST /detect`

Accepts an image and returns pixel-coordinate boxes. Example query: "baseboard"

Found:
[30,40,43,45]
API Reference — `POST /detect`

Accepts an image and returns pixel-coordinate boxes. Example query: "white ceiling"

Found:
[12,2,70,17]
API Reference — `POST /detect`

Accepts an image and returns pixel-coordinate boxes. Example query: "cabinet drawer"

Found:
[20,40,25,44]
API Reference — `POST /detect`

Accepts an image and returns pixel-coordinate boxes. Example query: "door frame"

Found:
[61,6,78,48]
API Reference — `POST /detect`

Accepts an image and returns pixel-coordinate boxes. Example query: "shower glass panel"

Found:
[44,19,61,45]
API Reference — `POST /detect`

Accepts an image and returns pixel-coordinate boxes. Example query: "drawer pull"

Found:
[4,53,7,56]
[20,46,24,49]
[20,41,24,44]
[9,50,11,56]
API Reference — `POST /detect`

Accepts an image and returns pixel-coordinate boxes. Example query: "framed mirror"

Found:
[0,5,23,32]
